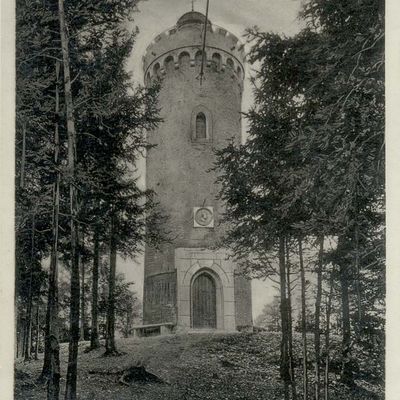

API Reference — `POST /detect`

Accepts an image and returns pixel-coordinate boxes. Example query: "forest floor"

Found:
[15,332,383,400]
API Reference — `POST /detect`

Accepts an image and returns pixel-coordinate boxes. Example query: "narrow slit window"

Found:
[196,113,207,139]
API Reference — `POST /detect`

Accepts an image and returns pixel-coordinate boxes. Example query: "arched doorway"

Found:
[191,272,217,329]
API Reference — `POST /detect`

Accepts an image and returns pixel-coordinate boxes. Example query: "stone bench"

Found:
[132,323,175,337]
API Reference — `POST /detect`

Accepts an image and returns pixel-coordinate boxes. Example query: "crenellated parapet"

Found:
[143,11,245,85]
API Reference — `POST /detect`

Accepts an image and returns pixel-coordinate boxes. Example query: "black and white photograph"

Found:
[1,0,398,399]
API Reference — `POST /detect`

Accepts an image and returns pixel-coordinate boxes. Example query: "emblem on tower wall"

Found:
[193,206,214,227]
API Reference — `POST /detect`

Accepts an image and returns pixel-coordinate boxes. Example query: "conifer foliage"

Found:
[215,0,384,398]
[16,0,160,399]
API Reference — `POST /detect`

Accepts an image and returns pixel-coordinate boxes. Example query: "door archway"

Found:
[191,272,217,329]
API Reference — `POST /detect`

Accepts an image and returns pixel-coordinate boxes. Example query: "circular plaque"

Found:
[194,207,213,226]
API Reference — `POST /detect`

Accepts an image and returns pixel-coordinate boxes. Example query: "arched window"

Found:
[226,58,234,70]
[195,112,207,139]
[191,106,212,142]
[164,55,174,73]
[178,51,190,68]
[212,53,221,71]
[153,62,161,78]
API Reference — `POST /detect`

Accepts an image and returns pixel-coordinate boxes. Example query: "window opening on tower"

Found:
[164,55,174,72]
[178,51,190,68]
[153,62,161,78]
[196,113,207,139]
[212,53,221,71]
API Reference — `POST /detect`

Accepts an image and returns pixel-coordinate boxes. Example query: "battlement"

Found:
[143,12,245,84]
[144,45,244,87]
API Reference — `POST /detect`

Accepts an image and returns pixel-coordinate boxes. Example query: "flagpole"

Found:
[199,0,210,86]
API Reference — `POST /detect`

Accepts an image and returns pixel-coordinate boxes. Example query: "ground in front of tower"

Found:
[14,332,381,400]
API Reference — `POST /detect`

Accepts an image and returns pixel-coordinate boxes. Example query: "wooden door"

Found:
[192,273,216,329]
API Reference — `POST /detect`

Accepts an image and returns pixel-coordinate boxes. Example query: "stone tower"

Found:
[142,11,252,331]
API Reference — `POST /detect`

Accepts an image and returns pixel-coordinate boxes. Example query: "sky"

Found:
[117,0,303,320]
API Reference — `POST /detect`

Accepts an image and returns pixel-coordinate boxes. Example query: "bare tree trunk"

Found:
[65,221,80,400]
[90,229,101,350]
[40,62,61,400]
[31,320,36,356]
[80,251,86,341]
[22,318,28,361]
[279,236,290,396]
[20,121,26,188]
[338,260,352,385]
[48,335,60,400]
[24,212,36,361]
[298,238,308,400]
[286,241,297,400]
[34,301,40,360]
[22,319,26,358]
[23,300,33,361]
[105,216,118,355]
[58,0,80,397]
[18,316,25,359]
[16,317,20,358]
[354,226,362,331]
[314,235,324,400]
[27,320,32,360]
[324,273,334,400]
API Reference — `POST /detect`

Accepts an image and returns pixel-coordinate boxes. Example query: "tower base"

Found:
[143,247,252,332]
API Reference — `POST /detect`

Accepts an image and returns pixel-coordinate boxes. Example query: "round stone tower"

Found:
[142,11,252,331]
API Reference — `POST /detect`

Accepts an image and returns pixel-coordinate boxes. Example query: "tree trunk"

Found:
[58,0,80,397]
[23,312,32,361]
[324,272,334,400]
[34,301,40,360]
[80,252,86,341]
[20,121,26,188]
[40,62,61,400]
[18,316,25,359]
[16,317,20,358]
[48,335,60,400]
[298,238,308,400]
[22,317,29,361]
[30,316,35,355]
[354,225,362,332]
[279,236,290,387]
[286,240,297,400]
[64,222,80,400]
[24,212,36,361]
[314,235,324,400]
[338,238,353,386]
[90,229,101,350]
[105,216,118,355]
[22,319,26,359]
